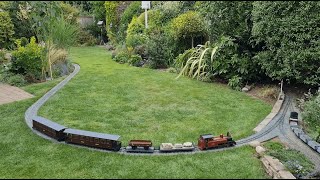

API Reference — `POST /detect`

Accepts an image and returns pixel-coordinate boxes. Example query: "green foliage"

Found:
[146,28,174,68]
[0,11,14,49]
[252,1,320,85]
[176,42,217,81]
[91,1,106,21]
[126,16,146,48]
[302,93,320,136]
[169,11,207,47]
[128,54,143,67]
[118,1,143,43]
[264,141,314,177]
[20,37,29,47]
[0,70,27,87]
[113,51,130,64]
[77,29,98,46]
[228,75,243,91]
[11,37,45,82]
[195,1,253,42]
[49,15,79,50]
[60,2,80,23]
[5,1,34,39]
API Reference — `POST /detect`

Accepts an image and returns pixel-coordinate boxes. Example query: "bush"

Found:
[11,37,45,82]
[302,94,320,134]
[77,29,98,46]
[252,1,320,85]
[113,51,129,64]
[0,66,26,87]
[169,11,207,48]
[20,37,29,47]
[118,1,143,43]
[0,11,14,49]
[146,28,174,69]
[0,49,6,64]
[128,54,143,67]
[228,75,243,91]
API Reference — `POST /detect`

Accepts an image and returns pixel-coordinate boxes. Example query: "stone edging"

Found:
[25,64,81,132]
[253,92,285,132]
[249,141,296,179]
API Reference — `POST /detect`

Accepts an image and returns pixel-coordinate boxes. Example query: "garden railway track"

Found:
[25,64,320,173]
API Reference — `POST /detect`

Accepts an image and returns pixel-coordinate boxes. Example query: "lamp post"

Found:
[97,21,104,45]
[141,1,151,29]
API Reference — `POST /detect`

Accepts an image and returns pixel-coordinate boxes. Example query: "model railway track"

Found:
[24,63,296,155]
[236,96,291,146]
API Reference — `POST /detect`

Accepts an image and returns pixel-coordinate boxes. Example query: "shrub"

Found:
[11,37,45,82]
[228,75,243,91]
[0,49,6,64]
[77,29,98,46]
[118,1,143,43]
[302,94,320,135]
[20,37,29,47]
[0,11,14,49]
[169,11,207,48]
[113,51,129,64]
[126,10,163,49]
[128,54,143,67]
[0,66,26,87]
[146,28,174,69]
[252,1,320,85]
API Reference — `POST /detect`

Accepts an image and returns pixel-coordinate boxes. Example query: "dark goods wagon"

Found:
[32,116,67,141]
[198,132,236,150]
[64,128,121,151]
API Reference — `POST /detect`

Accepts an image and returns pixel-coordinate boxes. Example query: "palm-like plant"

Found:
[176,41,218,80]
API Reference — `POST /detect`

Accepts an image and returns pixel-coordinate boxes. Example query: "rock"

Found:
[174,143,183,148]
[278,170,296,179]
[242,85,252,92]
[249,140,261,147]
[4,53,11,61]
[256,146,266,155]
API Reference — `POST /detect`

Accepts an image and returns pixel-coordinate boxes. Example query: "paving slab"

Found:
[0,84,34,105]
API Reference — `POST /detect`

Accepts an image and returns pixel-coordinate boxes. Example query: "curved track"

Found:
[24,63,320,172]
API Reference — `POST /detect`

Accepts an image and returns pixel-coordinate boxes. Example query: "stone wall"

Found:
[249,141,296,179]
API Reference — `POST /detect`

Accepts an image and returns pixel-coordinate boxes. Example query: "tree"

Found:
[170,11,206,48]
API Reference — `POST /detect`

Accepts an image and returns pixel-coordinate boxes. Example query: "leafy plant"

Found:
[0,11,14,49]
[175,41,218,81]
[228,75,243,91]
[128,54,143,67]
[11,36,45,82]
[169,11,207,48]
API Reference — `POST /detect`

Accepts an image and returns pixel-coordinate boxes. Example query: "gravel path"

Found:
[24,62,320,175]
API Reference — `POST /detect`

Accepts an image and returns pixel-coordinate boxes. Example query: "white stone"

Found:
[183,142,193,147]
[256,146,266,155]
[249,140,261,147]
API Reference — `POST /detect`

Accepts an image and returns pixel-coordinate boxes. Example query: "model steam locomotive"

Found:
[32,115,236,153]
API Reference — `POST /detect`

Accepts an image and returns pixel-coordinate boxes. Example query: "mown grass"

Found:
[38,46,272,146]
[0,78,269,178]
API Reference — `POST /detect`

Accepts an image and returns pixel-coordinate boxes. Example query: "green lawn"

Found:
[0,46,272,178]
[38,46,271,146]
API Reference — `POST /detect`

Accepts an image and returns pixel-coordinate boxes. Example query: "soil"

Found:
[245,84,278,106]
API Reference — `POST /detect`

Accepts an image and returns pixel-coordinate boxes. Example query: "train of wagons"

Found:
[32,116,236,153]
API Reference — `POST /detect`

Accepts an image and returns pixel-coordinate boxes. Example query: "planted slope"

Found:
[39,46,271,146]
